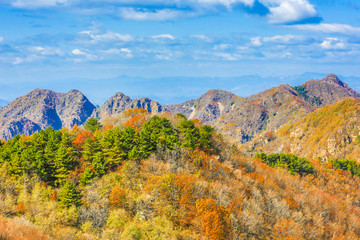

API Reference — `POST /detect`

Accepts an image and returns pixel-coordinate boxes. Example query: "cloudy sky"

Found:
[0,0,360,105]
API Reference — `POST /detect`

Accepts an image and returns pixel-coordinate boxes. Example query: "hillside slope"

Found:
[216,74,360,143]
[1,112,360,239]
[246,97,360,160]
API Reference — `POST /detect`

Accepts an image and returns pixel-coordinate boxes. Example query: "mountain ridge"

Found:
[0,74,358,141]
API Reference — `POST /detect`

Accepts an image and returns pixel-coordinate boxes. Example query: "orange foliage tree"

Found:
[173,174,196,227]
[124,114,146,131]
[196,198,231,240]
[73,130,94,149]
[109,185,126,208]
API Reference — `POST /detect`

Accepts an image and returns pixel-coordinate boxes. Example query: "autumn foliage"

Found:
[1,113,360,239]
[196,198,231,240]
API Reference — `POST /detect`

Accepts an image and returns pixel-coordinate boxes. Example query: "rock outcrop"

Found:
[100,92,165,119]
[165,89,237,123]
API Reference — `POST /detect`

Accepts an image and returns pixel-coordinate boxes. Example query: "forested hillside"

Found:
[1,109,360,239]
[246,97,360,161]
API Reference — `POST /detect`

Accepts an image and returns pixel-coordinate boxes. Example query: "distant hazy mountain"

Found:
[0,89,96,140]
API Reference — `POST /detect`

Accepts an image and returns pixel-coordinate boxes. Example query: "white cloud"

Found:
[263,34,309,44]
[251,37,262,46]
[9,0,255,9]
[214,52,241,60]
[100,48,134,58]
[10,0,69,8]
[195,0,254,9]
[261,0,317,24]
[11,55,42,65]
[116,1,256,20]
[120,48,133,58]
[13,57,23,65]
[118,7,192,21]
[72,49,86,55]
[251,34,311,46]
[320,38,345,50]
[0,36,4,43]
[6,0,321,25]
[7,0,256,20]
[79,30,133,43]
[154,49,183,60]
[28,46,63,56]
[190,34,212,42]
[213,44,231,50]
[293,23,360,38]
[152,34,175,40]
[72,49,97,60]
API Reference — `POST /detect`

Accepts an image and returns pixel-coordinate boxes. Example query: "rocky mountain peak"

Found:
[0,89,96,140]
[321,74,345,87]
[100,93,164,119]
[302,74,360,108]
[67,89,83,95]
[111,92,131,100]
[165,89,238,123]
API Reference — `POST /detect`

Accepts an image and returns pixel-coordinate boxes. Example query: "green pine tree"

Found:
[58,180,80,208]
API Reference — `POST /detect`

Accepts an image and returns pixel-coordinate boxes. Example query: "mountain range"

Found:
[0,74,359,155]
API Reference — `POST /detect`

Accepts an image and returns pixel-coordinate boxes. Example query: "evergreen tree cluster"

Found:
[0,115,215,192]
[331,158,360,177]
[255,152,315,176]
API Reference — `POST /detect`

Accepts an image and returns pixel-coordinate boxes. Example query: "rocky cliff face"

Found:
[165,90,237,123]
[0,89,96,140]
[100,92,165,119]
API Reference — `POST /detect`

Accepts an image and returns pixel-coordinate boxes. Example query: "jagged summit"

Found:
[165,89,237,123]
[0,89,96,140]
[111,92,131,100]
[321,73,345,86]
[302,73,360,107]
[100,92,164,119]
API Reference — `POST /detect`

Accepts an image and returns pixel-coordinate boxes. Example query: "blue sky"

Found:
[0,0,360,105]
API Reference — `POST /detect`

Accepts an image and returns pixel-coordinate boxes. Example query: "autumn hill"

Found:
[243,97,360,161]
[1,109,360,240]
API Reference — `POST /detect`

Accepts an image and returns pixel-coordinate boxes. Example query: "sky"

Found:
[0,0,360,105]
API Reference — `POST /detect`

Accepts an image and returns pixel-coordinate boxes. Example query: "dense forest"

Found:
[1,109,360,239]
